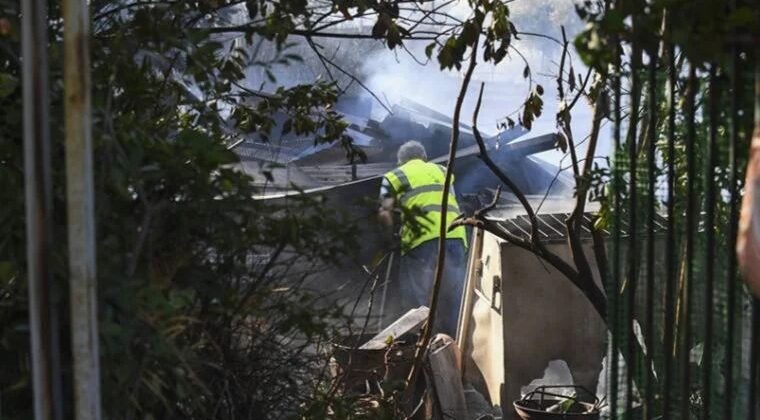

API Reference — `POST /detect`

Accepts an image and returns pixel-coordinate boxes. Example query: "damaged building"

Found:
[231,97,613,419]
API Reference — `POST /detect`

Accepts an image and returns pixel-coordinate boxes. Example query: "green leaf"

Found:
[555,132,568,153]
[0,261,16,281]
[0,73,18,98]
[425,42,437,59]
[509,21,519,38]
[727,6,757,28]
[386,24,402,49]
[437,37,458,70]
[568,66,576,91]
[372,18,388,38]
[460,20,478,45]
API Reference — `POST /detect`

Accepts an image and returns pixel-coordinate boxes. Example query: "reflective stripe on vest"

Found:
[383,159,468,253]
[419,204,461,214]
[390,168,410,190]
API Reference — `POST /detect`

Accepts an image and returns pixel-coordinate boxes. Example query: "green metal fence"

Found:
[604,1,760,418]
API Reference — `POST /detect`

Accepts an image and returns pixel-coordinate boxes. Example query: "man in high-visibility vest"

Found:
[378,140,468,337]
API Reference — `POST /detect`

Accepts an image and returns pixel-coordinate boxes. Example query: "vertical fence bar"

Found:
[723,35,741,420]
[604,5,759,420]
[63,0,102,419]
[21,1,65,419]
[702,65,718,420]
[663,35,677,420]
[626,22,642,418]
[644,43,657,420]
[680,65,698,420]
[609,15,623,415]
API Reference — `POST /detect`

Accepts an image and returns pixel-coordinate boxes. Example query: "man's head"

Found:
[397,140,427,165]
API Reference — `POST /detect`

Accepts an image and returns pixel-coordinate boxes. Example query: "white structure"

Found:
[457,202,608,419]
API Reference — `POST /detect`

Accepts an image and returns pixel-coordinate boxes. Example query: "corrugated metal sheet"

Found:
[491,211,668,243]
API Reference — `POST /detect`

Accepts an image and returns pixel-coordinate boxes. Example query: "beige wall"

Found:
[463,232,607,419]
[465,232,506,406]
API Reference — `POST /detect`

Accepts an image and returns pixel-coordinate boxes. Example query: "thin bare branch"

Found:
[469,82,608,319]
[404,26,480,403]
[306,41,394,115]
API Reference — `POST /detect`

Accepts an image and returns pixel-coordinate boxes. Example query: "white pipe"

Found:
[64,0,102,418]
[22,0,64,418]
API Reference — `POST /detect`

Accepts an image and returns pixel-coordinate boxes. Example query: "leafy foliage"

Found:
[0,0,582,417]
[573,0,759,417]
[0,0,368,418]
[574,0,758,72]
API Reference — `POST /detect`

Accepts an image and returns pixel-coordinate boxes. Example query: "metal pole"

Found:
[662,35,677,420]
[609,15,622,415]
[626,21,642,416]
[21,0,64,419]
[376,251,394,332]
[63,0,102,418]
[681,63,698,420]
[723,20,741,419]
[643,43,657,420]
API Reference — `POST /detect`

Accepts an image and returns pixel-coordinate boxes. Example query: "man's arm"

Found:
[378,198,395,227]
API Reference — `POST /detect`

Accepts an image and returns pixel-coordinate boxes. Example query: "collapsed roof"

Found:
[230,96,572,198]
[237,97,578,328]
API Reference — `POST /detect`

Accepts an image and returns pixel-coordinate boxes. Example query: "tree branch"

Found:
[469,81,608,320]
[403,26,480,404]
[557,28,581,178]
[205,25,439,41]
[305,40,394,115]
[451,216,608,319]
[471,83,540,241]
[565,85,606,292]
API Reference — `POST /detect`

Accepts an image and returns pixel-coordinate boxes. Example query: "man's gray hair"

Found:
[397,140,427,164]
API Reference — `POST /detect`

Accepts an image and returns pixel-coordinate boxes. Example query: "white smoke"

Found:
[359,0,605,165]
[237,0,610,167]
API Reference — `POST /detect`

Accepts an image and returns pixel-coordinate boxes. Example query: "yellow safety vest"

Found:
[383,159,468,254]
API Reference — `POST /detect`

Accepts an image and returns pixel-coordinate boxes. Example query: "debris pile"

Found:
[331,307,499,420]
[231,96,571,197]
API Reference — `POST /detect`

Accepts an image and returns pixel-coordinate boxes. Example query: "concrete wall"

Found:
[463,232,607,419]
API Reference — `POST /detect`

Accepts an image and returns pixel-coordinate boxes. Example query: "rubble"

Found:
[427,334,468,420]
[360,306,429,350]
[232,96,571,198]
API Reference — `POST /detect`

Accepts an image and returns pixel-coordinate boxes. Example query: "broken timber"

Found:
[360,306,429,350]
[252,131,570,331]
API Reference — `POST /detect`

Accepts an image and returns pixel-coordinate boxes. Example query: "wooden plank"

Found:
[456,228,484,376]
[427,334,468,420]
[359,306,429,350]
